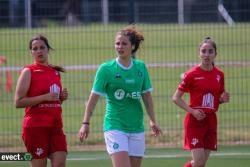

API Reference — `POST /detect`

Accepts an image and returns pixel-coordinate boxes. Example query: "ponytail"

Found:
[49,64,66,73]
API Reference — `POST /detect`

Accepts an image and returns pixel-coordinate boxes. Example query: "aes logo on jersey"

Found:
[114,89,141,100]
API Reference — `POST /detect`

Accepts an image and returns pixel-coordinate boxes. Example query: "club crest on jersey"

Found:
[137,70,142,77]
[216,75,221,82]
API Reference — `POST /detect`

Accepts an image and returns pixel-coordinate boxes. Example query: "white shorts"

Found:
[104,130,145,157]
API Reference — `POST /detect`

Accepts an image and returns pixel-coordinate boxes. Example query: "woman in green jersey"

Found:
[79,25,162,167]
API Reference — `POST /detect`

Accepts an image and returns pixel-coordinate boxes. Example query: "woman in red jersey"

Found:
[14,34,68,167]
[172,37,230,167]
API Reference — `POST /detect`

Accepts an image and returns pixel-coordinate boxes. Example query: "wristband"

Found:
[82,122,90,125]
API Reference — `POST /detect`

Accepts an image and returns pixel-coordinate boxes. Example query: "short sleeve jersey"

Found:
[92,58,152,133]
[178,65,224,113]
[23,63,63,127]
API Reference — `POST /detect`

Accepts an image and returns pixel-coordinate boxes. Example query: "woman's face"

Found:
[199,42,216,66]
[115,34,134,59]
[30,39,49,64]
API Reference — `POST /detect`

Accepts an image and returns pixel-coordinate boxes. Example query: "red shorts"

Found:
[184,112,217,150]
[22,127,67,159]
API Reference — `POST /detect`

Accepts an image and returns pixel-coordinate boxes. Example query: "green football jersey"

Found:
[92,58,153,133]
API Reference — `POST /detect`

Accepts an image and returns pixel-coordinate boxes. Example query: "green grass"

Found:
[0,23,250,149]
[1,23,250,65]
[0,146,250,167]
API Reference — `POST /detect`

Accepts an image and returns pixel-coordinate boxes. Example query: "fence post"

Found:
[128,0,135,24]
[178,0,184,25]
[24,0,32,28]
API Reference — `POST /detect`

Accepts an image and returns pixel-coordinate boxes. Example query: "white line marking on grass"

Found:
[66,152,250,161]
[144,152,250,159]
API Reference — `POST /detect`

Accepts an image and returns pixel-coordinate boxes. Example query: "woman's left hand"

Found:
[60,88,68,101]
[220,91,230,103]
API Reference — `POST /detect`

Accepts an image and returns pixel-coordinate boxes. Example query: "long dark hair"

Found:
[29,34,66,72]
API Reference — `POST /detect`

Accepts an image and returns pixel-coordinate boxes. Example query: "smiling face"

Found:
[30,39,49,64]
[115,34,134,60]
[199,42,216,67]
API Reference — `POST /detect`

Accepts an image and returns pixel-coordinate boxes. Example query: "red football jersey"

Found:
[23,63,63,127]
[178,65,224,113]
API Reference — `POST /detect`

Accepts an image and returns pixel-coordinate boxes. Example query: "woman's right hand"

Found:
[78,124,90,142]
[190,109,206,121]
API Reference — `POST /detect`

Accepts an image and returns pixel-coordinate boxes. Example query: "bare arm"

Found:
[79,92,100,142]
[14,68,59,108]
[172,90,193,113]
[142,91,162,136]
[172,89,206,121]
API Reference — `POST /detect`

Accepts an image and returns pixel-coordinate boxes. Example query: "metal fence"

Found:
[0,0,250,151]
[1,0,250,27]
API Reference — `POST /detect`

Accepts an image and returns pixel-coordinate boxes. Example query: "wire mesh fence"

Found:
[0,0,250,151]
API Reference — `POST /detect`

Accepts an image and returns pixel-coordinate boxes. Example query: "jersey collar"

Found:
[116,58,133,70]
